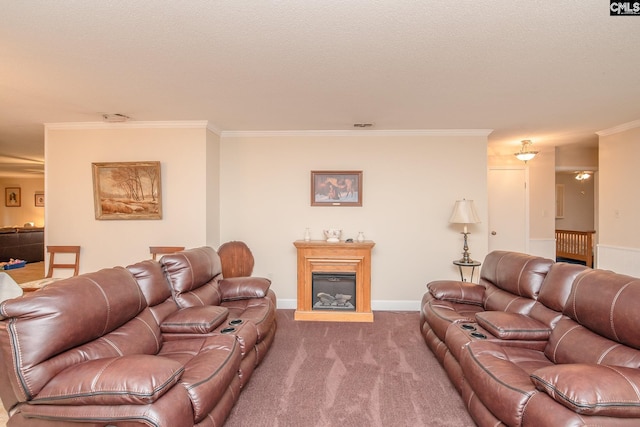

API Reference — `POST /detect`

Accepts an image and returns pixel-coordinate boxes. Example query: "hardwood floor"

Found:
[3,261,45,284]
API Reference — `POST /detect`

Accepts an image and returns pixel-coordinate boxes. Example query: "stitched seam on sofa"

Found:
[610,281,632,342]
[101,338,124,356]
[503,297,522,312]
[516,259,530,296]
[597,344,622,364]
[467,346,534,397]
[86,278,112,336]
[609,365,640,401]
[8,317,31,400]
[549,324,581,363]
[530,374,640,408]
[185,339,237,391]
[30,414,161,426]
[135,316,162,353]
[33,367,185,402]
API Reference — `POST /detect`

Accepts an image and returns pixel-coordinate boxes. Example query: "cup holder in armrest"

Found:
[470,331,487,339]
[221,327,236,334]
[461,324,476,331]
[229,319,243,325]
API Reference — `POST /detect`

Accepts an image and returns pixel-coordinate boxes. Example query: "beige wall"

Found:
[220,132,488,308]
[43,124,490,309]
[0,177,45,227]
[597,122,640,275]
[555,172,595,231]
[45,122,214,273]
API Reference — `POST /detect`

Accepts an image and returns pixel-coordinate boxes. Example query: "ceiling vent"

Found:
[102,113,130,123]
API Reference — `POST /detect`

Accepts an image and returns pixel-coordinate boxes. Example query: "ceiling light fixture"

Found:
[514,139,538,163]
[102,113,130,123]
[575,171,592,181]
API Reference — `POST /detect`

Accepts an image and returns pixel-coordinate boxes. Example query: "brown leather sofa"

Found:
[0,246,276,426]
[421,250,640,426]
[0,227,44,263]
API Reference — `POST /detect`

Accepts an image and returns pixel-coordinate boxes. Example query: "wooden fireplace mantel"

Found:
[293,240,375,322]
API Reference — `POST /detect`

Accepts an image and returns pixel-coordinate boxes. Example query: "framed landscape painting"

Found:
[311,170,362,207]
[92,161,162,220]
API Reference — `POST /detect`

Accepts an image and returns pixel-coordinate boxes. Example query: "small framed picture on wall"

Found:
[5,187,21,207]
[35,192,45,207]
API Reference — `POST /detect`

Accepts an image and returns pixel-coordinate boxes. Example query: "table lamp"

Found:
[449,199,481,263]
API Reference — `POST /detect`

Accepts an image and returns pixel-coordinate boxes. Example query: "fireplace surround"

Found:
[293,240,374,322]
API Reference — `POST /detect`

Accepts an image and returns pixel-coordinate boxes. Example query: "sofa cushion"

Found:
[219,276,271,301]
[161,306,229,334]
[427,280,484,306]
[475,311,551,340]
[531,364,640,417]
[479,251,553,301]
[33,355,183,405]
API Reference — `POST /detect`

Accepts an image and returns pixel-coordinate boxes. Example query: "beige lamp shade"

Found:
[449,199,480,225]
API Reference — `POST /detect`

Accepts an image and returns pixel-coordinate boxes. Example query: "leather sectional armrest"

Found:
[427,280,484,306]
[531,364,640,417]
[219,276,271,301]
[33,355,183,405]
[475,311,550,340]
[161,306,229,334]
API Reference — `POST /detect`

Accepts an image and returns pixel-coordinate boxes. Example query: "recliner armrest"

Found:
[427,280,484,306]
[219,276,271,301]
[475,311,551,340]
[161,306,229,334]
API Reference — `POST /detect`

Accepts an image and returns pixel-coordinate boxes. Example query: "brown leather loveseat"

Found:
[0,246,276,426]
[421,250,640,426]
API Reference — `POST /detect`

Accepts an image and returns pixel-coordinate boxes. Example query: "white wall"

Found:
[219,131,489,309]
[45,122,213,273]
[597,121,640,276]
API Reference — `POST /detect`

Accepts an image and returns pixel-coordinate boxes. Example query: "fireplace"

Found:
[293,239,374,322]
[312,272,356,311]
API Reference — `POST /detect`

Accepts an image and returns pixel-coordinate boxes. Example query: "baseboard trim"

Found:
[277,298,420,312]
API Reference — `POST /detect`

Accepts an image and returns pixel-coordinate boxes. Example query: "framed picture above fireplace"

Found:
[311,170,362,207]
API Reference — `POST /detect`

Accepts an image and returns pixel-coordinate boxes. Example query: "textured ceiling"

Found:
[1,1,639,177]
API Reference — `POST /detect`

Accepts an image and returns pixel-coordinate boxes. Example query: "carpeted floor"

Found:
[225,310,474,427]
[0,310,474,426]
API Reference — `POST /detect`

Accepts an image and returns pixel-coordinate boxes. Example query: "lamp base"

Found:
[458,232,475,264]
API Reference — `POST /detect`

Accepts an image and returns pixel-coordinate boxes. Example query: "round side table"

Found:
[453,260,481,282]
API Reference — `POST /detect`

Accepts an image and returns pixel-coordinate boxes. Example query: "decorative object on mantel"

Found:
[311,170,363,207]
[357,231,365,243]
[449,199,481,263]
[323,229,342,242]
[92,161,162,220]
[5,187,21,207]
[514,139,538,163]
[304,228,311,241]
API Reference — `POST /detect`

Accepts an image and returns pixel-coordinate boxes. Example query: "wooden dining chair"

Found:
[149,246,185,260]
[217,241,254,278]
[46,245,81,278]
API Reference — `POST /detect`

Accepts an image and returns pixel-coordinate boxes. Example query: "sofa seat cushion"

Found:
[531,364,640,417]
[221,297,276,341]
[161,305,229,334]
[475,311,551,340]
[32,355,183,406]
[460,340,553,427]
[159,335,242,423]
[219,276,271,301]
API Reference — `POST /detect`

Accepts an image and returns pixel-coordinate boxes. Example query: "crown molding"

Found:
[44,120,214,131]
[596,119,640,137]
[221,129,494,138]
